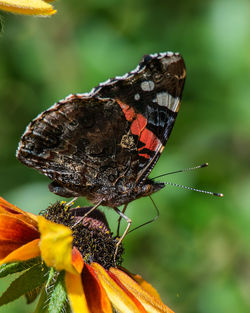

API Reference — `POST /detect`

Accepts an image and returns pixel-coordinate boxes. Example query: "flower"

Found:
[0,197,174,313]
[0,0,56,16]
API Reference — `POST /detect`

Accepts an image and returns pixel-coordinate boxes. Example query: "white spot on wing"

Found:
[161,55,181,67]
[155,92,180,112]
[134,93,140,100]
[141,80,155,91]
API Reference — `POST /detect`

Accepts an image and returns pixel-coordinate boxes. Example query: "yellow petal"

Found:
[38,216,77,274]
[123,269,162,301]
[110,268,175,313]
[92,262,147,313]
[0,0,56,16]
[65,271,91,313]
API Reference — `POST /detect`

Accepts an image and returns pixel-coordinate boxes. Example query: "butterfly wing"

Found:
[16,95,137,198]
[16,52,186,202]
[94,52,186,184]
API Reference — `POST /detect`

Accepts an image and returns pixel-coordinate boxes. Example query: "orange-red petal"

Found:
[82,263,112,313]
[0,238,40,265]
[0,197,26,215]
[0,214,39,243]
[0,240,24,259]
[110,267,175,313]
[72,247,84,274]
[0,213,39,260]
[0,197,38,227]
[91,262,147,313]
[65,270,91,313]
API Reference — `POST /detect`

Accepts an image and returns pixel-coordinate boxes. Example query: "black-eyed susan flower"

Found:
[0,197,174,313]
[0,0,56,16]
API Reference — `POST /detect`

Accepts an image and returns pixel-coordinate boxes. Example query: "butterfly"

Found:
[17,52,186,211]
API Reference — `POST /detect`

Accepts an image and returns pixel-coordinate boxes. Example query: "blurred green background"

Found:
[0,0,249,312]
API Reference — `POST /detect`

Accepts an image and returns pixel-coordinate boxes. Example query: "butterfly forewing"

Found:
[94,52,186,183]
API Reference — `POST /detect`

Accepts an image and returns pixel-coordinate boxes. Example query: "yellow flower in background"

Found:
[0,0,56,16]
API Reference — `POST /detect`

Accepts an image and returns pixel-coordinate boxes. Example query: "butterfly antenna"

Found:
[128,195,159,234]
[164,181,223,197]
[151,163,208,180]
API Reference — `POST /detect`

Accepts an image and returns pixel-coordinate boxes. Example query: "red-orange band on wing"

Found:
[117,100,136,122]
[117,99,161,155]
[138,128,161,153]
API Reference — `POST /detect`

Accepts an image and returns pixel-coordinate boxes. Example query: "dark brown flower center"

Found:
[40,201,124,269]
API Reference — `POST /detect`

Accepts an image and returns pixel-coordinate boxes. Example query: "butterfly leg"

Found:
[72,199,102,227]
[113,207,131,263]
[67,197,78,207]
[116,203,128,237]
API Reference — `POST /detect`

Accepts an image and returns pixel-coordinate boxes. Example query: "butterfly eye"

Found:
[153,73,163,83]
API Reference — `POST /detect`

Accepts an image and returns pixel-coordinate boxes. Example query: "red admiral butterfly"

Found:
[17,52,186,209]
